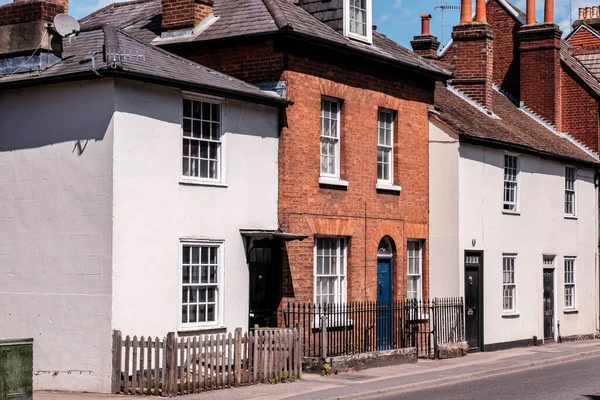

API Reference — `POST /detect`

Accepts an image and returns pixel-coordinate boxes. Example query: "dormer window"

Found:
[345,0,372,43]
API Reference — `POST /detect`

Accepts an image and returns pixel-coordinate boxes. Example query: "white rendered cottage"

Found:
[429,85,599,351]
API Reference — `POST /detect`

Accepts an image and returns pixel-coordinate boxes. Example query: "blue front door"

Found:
[377,259,393,350]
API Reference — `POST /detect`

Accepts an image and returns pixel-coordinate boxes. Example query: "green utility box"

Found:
[0,339,33,400]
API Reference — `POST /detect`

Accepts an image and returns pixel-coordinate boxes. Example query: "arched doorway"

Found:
[377,236,395,350]
[377,236,395,303]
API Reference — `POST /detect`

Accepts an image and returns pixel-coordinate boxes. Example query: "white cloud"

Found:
[378,13,392,23]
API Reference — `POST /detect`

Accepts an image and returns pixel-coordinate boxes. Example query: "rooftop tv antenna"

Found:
[53,13,80,38]
[569,0,573,27]
[434,3,460,46]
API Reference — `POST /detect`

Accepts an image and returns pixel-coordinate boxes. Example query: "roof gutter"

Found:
[459,131,600,169]
[104,70,292,108]
[0,70,292,108]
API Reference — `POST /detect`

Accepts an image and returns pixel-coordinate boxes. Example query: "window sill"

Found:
[319,177,349,188]
[346,31,372,45]
[376,183,402,193]
[564,215,578,220]
[502,210,521,216]
[180,179,228,188]
[564,309,579,314]
[178,325,226,333]
[502,312,520,318]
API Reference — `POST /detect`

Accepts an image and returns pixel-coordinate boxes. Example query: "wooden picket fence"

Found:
[111,327,303,396]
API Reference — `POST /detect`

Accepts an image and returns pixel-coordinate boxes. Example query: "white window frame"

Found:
[377,109,394,185]
[564,257,576,310]
[179,239,225,330]
[181,93,226,186]
[343,0,373,44]
[503,154,520,213]
[565,166,576,217]
[320,98,341,179]
[407,240,423,301]
[313,237,347,306]
[502,254,517,313]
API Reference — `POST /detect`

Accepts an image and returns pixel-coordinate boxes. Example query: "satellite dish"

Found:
[53,14,80,38]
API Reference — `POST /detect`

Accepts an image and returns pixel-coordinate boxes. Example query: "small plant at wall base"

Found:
[321,363,332,376]
[437,342,469,359]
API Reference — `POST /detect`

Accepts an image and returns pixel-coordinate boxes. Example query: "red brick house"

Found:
[81,0,451,329]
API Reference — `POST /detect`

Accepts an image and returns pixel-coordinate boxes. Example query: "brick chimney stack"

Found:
[0,0,67,74]
[450,0,495,112]
[161,0,213,33]
[411,14,440,59]
[518,0,562,129]
[573,6,600,32]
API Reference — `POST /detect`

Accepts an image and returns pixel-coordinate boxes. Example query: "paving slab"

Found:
[34,339,600,400]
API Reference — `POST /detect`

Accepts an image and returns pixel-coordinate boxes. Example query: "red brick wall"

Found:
[161,0,213,31]
[176,40,285,84]
[561,63,600,152]
[487,0,520,98]
[279,55,431,305]
[567,27,600,48]
[518,24,562,130]
[450,23,494,111]
[0,1,64,24]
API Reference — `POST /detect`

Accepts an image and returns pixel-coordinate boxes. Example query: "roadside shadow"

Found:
[582,396,600,399]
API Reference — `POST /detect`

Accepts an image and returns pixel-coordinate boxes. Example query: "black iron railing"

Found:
[282,298,464,358]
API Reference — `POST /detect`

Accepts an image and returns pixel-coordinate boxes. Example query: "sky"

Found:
[0,0,586,49]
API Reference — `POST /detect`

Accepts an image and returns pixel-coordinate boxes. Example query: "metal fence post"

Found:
[321,315,328,360]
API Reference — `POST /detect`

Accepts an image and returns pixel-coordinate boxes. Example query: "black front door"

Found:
[465,251,483,352]
[248,242,280,329]
[543,269,555,340]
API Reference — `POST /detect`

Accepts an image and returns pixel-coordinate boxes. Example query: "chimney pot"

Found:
[475,0,486,22]
[420,14,431,35]
[585,7,592,19]
[460,0,472,23]
[579,8,585,19]
[593,6,599,18]
[526,0,535,24]
[544,0,554,23]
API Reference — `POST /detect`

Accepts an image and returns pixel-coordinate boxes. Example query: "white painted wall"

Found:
[0,80,115,392]
[429,120,460,298]
[430,120,599,347]
[111,80,280,337]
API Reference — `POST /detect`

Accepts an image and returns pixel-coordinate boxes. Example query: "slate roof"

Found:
[0,24,289,107]
[433,83,599,165]
[79,0,451,79]
[576,52,600,79]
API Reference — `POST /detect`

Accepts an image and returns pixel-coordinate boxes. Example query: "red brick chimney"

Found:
[450,0,495,112]
[13,0,68,13]
[161,0,213,32]
[411,14,440,59]
[518,0,562,129]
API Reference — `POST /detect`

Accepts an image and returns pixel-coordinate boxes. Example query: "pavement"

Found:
[35,339,600,400]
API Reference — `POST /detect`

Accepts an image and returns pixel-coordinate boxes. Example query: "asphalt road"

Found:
[383,354,600,400]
